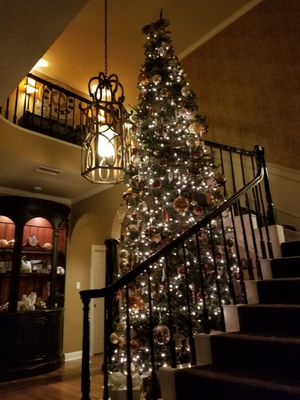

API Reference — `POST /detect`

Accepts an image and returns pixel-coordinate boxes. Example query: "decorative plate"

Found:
[28,234,38,247]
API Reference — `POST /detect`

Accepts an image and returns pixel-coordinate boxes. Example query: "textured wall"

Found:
[181,0,300,170]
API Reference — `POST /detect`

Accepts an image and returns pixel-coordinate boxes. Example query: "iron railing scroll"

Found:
[0,73,91,146]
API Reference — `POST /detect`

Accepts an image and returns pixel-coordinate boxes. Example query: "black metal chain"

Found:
[104,0,108,75]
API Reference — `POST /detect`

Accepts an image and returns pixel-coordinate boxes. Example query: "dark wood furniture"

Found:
[0,196,70,381]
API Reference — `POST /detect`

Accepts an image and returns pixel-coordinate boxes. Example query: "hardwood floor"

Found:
[0,354,103,400]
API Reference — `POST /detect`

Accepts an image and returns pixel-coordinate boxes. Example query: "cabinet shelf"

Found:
[21,248,51,255]
[19,272,50,277]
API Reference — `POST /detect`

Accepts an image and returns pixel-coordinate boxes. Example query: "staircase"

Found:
[175,239,300,400]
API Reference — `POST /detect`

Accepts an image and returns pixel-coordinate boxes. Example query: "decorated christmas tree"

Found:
[109,13,240,391]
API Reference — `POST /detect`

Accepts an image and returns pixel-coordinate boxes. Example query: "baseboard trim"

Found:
[65,351,82,361]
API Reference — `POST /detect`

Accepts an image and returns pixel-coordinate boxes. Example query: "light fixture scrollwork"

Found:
[81,0,131,184]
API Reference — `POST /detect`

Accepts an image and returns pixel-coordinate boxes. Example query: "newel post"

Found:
[80,292,91,400]
[254,145,276,225]
[102,239,119,400]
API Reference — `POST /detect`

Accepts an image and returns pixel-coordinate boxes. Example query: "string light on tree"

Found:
[110,10,240,391]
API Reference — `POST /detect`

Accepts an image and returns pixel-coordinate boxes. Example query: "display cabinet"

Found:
[0,196,70,380]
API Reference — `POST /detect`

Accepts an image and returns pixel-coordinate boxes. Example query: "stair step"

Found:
[257,278,300,304]
[175,364,300,400]
[211,332,300,377]
[281,240,300,257]
[271,256,300,278]
[238,304,300,335]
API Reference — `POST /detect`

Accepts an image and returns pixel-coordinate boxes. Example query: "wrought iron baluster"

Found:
[181,242,196,365]
[251,155,267,259]
[255,146,274,259]
[228,205,247,302]
[125,284,133,400]
[240,153,261,279]
[164,254,177,368]
[220,214,236,304]
[195,230,210,333]
[208,221,225,331]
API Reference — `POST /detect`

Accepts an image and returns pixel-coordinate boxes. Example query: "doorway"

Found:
[90,244,106,355]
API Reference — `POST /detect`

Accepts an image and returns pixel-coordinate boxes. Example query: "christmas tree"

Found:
[109,13,240,391]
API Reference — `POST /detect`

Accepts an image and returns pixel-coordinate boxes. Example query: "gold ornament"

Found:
[128,224,139,233]
[215,173,227,185]
[162,208,169,223]
[189,121,208,136]
[119,249,129,259]
[138,71,150,85]
[110,332,120,344]
[181,85,190,97]
[152,233,162,244]
[138,201,148,213]
[152,74,162,85]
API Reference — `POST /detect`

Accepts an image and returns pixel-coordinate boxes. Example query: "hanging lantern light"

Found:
[81,0,131,184]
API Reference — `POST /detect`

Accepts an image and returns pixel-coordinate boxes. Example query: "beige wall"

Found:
[64,183,124,353]
[181,0,300,171]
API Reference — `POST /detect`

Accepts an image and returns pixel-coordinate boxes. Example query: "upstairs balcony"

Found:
[0,73,90,146]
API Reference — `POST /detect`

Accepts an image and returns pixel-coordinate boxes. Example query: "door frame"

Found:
[89,244,106,355]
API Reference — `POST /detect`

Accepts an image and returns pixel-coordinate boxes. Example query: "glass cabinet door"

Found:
[0,216,15,312]
[18,217,53,311]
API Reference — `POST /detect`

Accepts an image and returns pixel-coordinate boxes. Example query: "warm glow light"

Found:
[32,58,49,70]
[25,77,37,94]
[97,128,116,161]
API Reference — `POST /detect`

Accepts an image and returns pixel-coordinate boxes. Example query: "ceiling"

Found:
[0,0,259,205]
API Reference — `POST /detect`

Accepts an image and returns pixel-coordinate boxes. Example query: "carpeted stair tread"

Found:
[175,240,300,399]
[210,332,300,378]
[271,256,300,278]
[257,277,300,303]
[238,303,300,335]
[281,240,300,257]
[175,364,300,400]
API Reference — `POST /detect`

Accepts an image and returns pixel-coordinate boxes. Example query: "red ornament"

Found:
[153,179,163,190]
[129,294,144,309]
[172,196,189,213]
[192,205,203,216]
[159,158,168,167]
[160,88,169,97]
[206,192,213,205]
[145,226,156,238]
[191,150,201,159]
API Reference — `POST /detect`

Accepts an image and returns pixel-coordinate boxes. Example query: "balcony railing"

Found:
[0,73,91,145]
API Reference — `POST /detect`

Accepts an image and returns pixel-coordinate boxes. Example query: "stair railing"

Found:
[80,144,276,400]
[0,72,91,145]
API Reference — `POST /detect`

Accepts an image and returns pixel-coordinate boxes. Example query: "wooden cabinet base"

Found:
[0,309,64,381]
